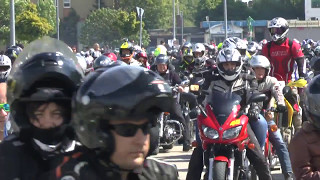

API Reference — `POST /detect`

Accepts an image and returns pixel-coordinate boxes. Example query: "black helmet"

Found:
[93,55,113,70]
[154,54,169,65]
[5,45,23,64]
[7,37,84,133]
[72,65,173,154]
[304,75,320,130]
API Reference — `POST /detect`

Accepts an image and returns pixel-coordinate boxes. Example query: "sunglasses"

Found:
[107,122,152,137]
[0,104,10,112]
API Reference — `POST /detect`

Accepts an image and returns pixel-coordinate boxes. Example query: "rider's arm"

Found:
[292,41,306,78]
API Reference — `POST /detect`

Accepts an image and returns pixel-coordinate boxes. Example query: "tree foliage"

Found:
[60,8,80,47]
[195,0,304,25]
[0,0,56,45]
[16,3,53,42]
[37,0,56,35]
[80,8,150,47]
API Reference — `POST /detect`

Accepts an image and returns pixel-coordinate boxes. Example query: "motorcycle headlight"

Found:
[190,84,199,91]
[202,125,219,139]
[222,126,242,140]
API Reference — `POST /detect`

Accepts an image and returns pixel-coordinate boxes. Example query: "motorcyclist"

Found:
[135,51,150,69]
[309,46,320,76]
[153,54,193,152]
[186,48,272,180]
[178,47,196,77]
[0,37,84,180]
[119,41,140,66]
[289,75,320,180]
[262,17,305,132]
[51,65,179,180]
[0,55,11,83]
[250,55,293,180]
[192,43,208,72]
[5,45,23,64]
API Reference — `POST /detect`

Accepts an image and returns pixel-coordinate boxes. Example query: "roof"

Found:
[201,20,268,28]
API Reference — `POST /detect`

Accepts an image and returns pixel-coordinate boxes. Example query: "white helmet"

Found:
[268,17,289,42]
[223,37,237,49]
[250,55,271,75]
[217,48,243,81]
[247,41,259,56]
[192,43,205,58]
[0,55,12,80]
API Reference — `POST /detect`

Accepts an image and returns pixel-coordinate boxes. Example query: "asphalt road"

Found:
[151,145,286,180]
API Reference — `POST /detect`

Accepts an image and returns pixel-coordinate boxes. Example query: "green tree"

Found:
[37,0,56,35]
[60,8,80,47]
[80,8,150,47]
[0,0,10,44]
[117,0,172,30]
[16,3,53,42]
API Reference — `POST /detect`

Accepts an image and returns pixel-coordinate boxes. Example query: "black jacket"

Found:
[203,71,259,107]
[51,151,179,180]
[0,134,81,180]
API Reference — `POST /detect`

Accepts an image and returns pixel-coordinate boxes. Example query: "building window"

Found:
[312,0,320,8]
[64,0,71,8]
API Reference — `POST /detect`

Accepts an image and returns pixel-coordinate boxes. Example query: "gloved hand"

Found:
[248,103,260,121]
[276,104,287,112]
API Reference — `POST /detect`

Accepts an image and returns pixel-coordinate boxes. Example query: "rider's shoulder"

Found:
[265,76,278,83]
[143,157,179,178]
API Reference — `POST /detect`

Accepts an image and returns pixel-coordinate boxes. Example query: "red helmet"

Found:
[136,51,148,60]
[103,52,117,61]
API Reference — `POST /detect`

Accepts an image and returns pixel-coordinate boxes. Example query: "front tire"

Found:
[212,161,228,180]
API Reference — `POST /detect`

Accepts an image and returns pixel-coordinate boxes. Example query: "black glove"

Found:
[248,103,260,121]
[276,104,287,112]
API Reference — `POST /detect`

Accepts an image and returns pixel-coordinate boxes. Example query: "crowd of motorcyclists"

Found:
[0,16,319,180]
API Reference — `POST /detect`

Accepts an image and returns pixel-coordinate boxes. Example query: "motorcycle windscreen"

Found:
[208,91,242,126]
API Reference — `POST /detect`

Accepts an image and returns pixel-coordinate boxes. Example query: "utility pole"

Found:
[10,0,15,46]
[224,0,228,39]
[56,0,60,40]
[173,0,176,40]
[136,7,144,47]
[98,0,100,9]
[181,11,183,45]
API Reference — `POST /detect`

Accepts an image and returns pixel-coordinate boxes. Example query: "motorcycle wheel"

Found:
[212,161,227,180]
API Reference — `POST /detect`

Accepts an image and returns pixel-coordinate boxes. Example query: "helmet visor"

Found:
[269,27,285,35]
[10,36,83,77]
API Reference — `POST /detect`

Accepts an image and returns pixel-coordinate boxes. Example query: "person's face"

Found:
[222,62,237,71]
[254,67,267,80]
[110,118,150,170]
[121,49,131,56]
[193,52,203,58]
[157,64,168,73]
[138,57,147,65]
[29,102,64,129]
[94,43,100,50]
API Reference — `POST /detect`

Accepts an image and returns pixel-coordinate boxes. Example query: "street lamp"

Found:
[136,7,144,47]
[10,0,15,46]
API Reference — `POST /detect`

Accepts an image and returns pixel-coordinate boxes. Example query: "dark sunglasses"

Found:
[108,122,152,137]
[0,104,10,112]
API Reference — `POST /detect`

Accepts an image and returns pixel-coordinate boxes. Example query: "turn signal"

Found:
[164,112,170,115]
[270,124,278,132]
[248,143,255,149]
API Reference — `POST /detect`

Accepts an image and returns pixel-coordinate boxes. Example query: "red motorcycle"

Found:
[198,91,266,180]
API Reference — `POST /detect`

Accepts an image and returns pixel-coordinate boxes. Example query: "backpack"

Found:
[267,39,293,58]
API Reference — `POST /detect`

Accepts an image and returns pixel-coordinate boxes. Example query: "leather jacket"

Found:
[289,121,320,180]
